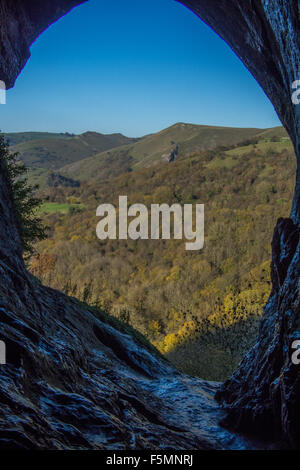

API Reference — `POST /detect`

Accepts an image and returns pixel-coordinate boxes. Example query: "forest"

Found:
[10,124,294,381]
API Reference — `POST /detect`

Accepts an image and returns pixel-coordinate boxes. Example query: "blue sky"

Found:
[1,0,280,137]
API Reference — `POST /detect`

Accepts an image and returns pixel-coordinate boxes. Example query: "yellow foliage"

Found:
[70,235,81,242]
[165,265,180,282]
[159,320,198,353]
[148,320,162,336]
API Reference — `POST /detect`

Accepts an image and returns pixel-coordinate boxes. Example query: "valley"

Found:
[13,122,295,382]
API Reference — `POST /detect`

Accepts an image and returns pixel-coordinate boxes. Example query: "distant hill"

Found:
[4,132,70,146]
[58,123,290,182]
[4,131,139,170]
[8,124,290,190]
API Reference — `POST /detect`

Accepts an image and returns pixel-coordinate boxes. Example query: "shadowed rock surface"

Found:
[0,0,299,449]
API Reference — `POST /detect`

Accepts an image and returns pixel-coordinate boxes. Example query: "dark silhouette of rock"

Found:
[168,145,179,163]
[47,173,80,188]
[0,0,299,448]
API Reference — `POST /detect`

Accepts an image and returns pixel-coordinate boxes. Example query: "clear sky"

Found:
[1,0,281,137]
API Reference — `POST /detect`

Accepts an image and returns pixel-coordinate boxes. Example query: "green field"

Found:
[206,155,239,170]
[225,136,292,157]
[37,202,84,214]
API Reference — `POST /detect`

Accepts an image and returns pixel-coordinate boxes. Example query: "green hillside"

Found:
[4,131,69,146]
[254,126,289,139]
[59,123,288,182]
[29,128,296,381]
[7,131,138,170]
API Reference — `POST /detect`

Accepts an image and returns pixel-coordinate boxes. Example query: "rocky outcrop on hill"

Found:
[47,172,80,188]
[161,145,179,163]
[0,0,299,449]
[168,145,179,163]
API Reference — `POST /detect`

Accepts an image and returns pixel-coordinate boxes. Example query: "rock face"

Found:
[168,145,179,163]
[0,269,224,449]
[0,0,87,89]
[47,172,80,188]
[161,145,179,163]
[0,0,299,449]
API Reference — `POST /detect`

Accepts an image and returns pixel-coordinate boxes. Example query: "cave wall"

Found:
[0,0,299,447]
[0,0,87,89]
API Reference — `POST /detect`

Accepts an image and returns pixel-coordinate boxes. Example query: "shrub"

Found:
[0,135,46,257]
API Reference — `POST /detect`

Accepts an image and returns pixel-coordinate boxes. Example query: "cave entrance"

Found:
[3,0,296,382]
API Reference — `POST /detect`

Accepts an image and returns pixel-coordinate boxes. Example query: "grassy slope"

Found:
[58,123,285,182]
[7,131,138,170]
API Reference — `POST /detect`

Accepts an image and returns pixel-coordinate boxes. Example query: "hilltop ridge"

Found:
[5,130,139,170]
[13,123,289,182]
